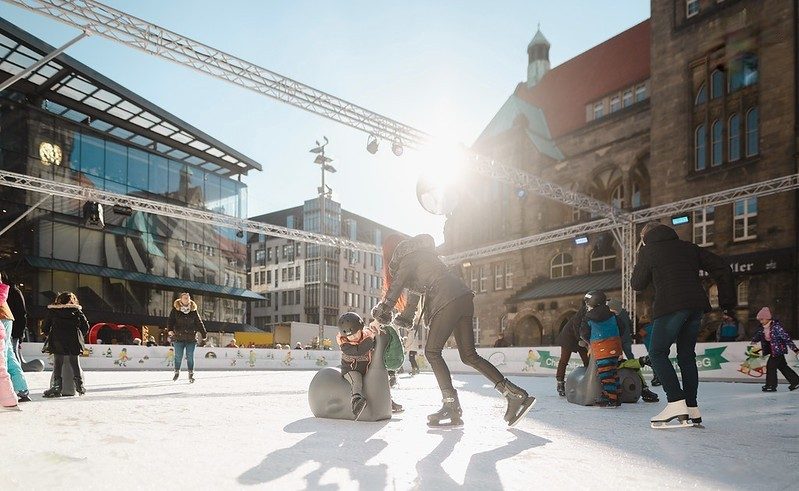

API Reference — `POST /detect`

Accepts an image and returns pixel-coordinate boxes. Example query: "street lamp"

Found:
[310,137,336,344]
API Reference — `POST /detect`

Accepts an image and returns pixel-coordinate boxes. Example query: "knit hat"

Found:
[607,299,623,312]
[756,307,772,321]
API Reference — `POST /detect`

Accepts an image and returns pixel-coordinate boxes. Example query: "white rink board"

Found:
[20,341,799,382]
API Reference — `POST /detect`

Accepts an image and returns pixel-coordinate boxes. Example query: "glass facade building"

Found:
[0,20,262,337]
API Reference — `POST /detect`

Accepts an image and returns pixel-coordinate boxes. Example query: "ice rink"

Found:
[3,370,797,490]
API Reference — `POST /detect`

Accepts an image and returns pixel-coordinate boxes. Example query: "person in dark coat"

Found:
[631,222,734,427]
[41,292,90,397]
[554,304,589,397]
[167,292,207,383]
[372,234,535,427]
[493,332,510,348]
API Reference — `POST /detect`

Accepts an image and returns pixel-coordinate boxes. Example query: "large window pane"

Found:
[104,140,127,184]
[148,154,168,195]
[52,222,79,261]
[695,124,706,171]
[168,159,187,203]
[746,107,759,157]
[728,114,741,162]
[711,120,722,166]
[127,147,149,191]
[80,133,104,178]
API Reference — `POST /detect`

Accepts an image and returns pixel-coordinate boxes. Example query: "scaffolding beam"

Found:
[2,0,620,220]
[0,169,381,254]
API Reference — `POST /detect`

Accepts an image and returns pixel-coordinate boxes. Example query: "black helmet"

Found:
[584,290,607,309]
[338,312,364,336]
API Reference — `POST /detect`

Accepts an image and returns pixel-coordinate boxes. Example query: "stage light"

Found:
[82,201,104,229]
[671,214,690,226]
[392,140,403,156]
[574,236,588,245]
[366,135,379,154]
[112,204,133,216]
[236,230,244,238]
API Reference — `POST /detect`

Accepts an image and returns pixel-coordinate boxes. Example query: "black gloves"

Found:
[372,302,393,325]
[393,314,413,330]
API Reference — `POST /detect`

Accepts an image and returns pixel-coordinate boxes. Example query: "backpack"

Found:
[383,325,405,371]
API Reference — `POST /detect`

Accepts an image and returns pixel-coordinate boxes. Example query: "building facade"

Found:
[248,199,403,331]
[442,0,797,346]
[0,19,263,341]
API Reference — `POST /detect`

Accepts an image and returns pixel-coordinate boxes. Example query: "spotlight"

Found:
[574,236,588,245]
[366,135,379,154]
[82,201,104,229]
[236,230,245,238]
[112,204,133,216]
[515,188,527,200]
[392,140,403,157]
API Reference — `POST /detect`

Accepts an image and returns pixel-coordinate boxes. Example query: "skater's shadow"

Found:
[238,417,389,488]
[414,428,549,489]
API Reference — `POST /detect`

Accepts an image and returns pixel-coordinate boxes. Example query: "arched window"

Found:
[695,124,707,170]
[746,107,759,157]
[590,250,616,273]
[711,69,724,99]
[737,279,749,306]
[695,83,707,105]
[631,181,642,208]
[711,119,723,166]
[728,113,741,162]
[550,253,573,279]
[611,183,624,209]
[729,53,758,92]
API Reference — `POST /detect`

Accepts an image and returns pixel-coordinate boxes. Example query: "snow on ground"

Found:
[2,370,797,490]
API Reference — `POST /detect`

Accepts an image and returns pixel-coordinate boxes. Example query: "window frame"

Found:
[622,89,633,108]
[686,0,700,18]
[505,262,514,289]
[589,250,617,273]
[479,265,488,293]
[711,119,723,167]
[593,101,604,120]
[728,113,741,162]
[494,263,505,291]
[692,206,715,247]
[733,197,757,242]
[694,123,707,171]
[737,279,749,306]
[711,69,725,99]
[746,107,759,157]
[550,253,574,279]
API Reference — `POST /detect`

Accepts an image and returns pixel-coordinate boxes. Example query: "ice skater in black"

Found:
[372,234,535,427]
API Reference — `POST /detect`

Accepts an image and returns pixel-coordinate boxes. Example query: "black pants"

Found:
[425,294,504,394]
[409,351,419,371]
[766,354,799,387]
[53,354,82,382]
[556,345,590,382]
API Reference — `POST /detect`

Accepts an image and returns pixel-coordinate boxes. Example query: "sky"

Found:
[1,1,650,243]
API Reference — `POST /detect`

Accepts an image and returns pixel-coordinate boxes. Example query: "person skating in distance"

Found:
[167,292,207,383]
[750,307,799,392]
[631,222,734,429]
[373,234,534,427]
[337,312,403,419]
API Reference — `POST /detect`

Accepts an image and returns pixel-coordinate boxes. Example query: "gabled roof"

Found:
[506,271,621,304]
[515,19,650,138]
[474,94,564,160]
[0,17,261,176]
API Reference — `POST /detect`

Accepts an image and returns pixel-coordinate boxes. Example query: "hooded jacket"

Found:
[6,284,27,338]
[631,224,735,319]
[384,234,472,324]
[167,299,207,342]
[751,319,798,357]
[42,304,90,355]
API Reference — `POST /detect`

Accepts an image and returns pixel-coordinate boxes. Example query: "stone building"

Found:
[442,0,797,346]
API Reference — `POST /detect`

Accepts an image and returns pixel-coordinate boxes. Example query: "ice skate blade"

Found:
[508,397,536,427]
[354,402,368,422]
[650,419,693,429]
[1,405,21,411]
[427,419,463,428]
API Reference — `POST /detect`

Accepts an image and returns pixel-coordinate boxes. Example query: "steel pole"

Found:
[0,194,51,238]
[319,151,326,344]
[0,31,88,92]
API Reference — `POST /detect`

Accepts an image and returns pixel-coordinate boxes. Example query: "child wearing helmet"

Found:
[337,312,403,419]
[580,290,623,407]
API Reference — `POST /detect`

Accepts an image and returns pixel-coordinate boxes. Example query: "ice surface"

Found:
[2,371,797,490]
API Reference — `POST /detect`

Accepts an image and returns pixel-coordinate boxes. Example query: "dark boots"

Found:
[391,400,404,413]
[495,378,536,427]
[641,386,659,402]
[556,380,565,397]
[351,394,367,420]
[74,376,86,396]
[43,377,63,398]
[173,371,179,381]
[189,371,195,383]
[428,389,463,427]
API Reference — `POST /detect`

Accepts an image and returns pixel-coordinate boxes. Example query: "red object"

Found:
[515,20,650,138]
[87,323,141,344]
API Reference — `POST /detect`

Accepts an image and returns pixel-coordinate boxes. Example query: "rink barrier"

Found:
[19,341,799,382]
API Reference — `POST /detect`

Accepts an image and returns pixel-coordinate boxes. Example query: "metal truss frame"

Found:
[2,0,620,220]
[0,169,381,253]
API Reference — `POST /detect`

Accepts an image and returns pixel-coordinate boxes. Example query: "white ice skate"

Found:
[650,400,692,429]
[1,405,21,412]
[687,406,703,428]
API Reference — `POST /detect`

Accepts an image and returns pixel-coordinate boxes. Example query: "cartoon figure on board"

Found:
[114,348,131,367]
[104,348,113,358]
[163,347,175,367]
[315,356,327,367]
[236,349,244,358]
[247,350,256,368]
[738,345,767,378]
[283,351,293,366]
[522,349,540,372]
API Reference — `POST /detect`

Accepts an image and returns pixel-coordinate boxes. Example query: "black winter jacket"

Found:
[631,224,735,319]
[6,284,27,339]
[556,304,587,351]
[384,235,473,324]
[167,300,207,342]
[42,304,89,355]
